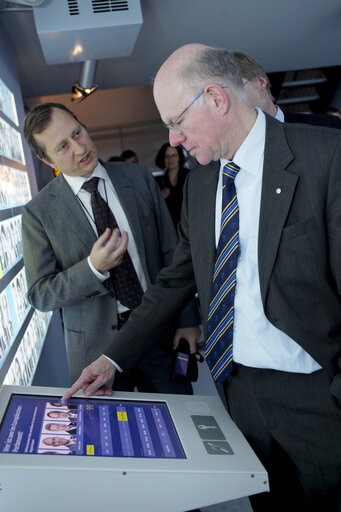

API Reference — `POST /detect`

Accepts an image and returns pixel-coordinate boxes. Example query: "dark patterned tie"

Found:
[82,177,143,309]
[205,162,240,385]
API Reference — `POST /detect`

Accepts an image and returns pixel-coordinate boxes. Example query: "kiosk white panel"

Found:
[0,385,268,511]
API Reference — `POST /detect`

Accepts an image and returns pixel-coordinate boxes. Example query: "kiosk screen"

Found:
[0,394,186,458]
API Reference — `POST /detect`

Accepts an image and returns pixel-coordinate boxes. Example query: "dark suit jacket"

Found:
[284,111,341,129]
[106,116,341,400]
[155,166,190,226]
[22,160,199,382]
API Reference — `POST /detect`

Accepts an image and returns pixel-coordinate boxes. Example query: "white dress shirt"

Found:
[63,162,148,314]
[215,109,321,373]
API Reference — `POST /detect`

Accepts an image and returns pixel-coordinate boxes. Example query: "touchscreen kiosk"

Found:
[0,386,268,512]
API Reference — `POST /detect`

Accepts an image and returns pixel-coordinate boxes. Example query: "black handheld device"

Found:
[172,338,190,381]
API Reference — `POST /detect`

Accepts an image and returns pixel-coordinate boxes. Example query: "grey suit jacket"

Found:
[105,116,341,399]
[22,160,199,381]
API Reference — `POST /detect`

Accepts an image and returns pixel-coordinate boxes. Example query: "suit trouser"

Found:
[223,365,341,512]
[112,312,193,395]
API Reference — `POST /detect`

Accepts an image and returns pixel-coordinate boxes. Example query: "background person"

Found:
[107,155,122,162]
[232,50,341,128]
[120,149,138,163]
[155,143,189,227]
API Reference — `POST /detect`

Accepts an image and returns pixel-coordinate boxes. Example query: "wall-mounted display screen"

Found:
[0,165,31,209]
[0,78,18,126]
[0,72,53,387]
[0,394,186,459]
[0,215,23,277]
[2,310,52,385]
[0,117,25,164]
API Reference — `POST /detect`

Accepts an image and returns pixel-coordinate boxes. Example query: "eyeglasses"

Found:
[165,84,228,133]
[242,74,255,86]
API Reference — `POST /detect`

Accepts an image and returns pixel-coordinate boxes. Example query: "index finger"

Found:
[61,376,85,402]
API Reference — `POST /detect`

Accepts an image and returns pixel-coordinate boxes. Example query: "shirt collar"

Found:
[62,161,108,196]
[275,105,285,122]
[220,107,266,176]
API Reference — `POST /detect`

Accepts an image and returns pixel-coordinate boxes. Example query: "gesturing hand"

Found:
[89,228,128,273]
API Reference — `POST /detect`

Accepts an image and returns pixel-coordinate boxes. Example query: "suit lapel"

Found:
[51,174,97,248]
[258,115,298,305]
[193,161,220,324]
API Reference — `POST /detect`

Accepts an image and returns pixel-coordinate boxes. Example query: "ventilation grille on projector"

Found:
[92,0,129,13]
[67,0,129,15]
[67,0,80,15]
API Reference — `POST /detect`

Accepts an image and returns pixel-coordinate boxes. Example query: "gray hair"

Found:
[178,46,248,103]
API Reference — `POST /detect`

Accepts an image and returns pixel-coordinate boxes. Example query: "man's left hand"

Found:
[173,326,202,354]
[61,355,116,402]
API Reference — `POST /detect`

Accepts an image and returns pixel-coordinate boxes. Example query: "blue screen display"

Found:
[175,352,189,376]
[0,394,186,458]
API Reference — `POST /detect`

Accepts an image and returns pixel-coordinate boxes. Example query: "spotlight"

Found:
[71,60,98,102]
[71,82,98,102]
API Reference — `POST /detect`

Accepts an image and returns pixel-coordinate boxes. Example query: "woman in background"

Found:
[154,143,189,227]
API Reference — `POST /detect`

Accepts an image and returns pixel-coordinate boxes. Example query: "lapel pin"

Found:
[276,188,282,194]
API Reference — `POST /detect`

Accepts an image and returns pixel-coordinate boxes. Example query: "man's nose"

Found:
[169,129,186,147]
[71,139,86,154]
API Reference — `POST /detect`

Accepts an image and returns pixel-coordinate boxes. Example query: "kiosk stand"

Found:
[0,385,268,511]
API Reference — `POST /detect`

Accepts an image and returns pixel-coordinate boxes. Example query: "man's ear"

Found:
[205,84,229,114]
[37,155,55,169]
[258,75,268,91]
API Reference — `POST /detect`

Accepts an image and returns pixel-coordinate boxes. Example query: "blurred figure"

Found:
[120,149,138,163]
[232,50,341,128]
[107,155,123,162]
[154,143,189,227]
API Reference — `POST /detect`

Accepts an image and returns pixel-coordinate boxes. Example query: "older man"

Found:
[64,45,341,512]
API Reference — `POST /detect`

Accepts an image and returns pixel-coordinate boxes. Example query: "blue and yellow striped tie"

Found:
[206,162,240,385]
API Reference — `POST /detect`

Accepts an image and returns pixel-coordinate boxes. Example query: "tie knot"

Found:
[82,177,99,193]
[223,162,240,184]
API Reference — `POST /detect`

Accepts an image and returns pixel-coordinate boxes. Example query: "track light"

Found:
[71,60,98,102]
[71,82,98,102]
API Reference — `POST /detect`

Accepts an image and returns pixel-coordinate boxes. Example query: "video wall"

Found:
[0,76,52,385]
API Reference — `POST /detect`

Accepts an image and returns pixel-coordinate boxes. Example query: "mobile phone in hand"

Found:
[172,339,190,381]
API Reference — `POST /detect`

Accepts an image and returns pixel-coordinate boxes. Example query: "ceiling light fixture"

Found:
[71,60,98,102]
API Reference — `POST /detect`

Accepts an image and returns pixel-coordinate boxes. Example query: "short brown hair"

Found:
[23,102,83,160]
[232,51,272,92]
